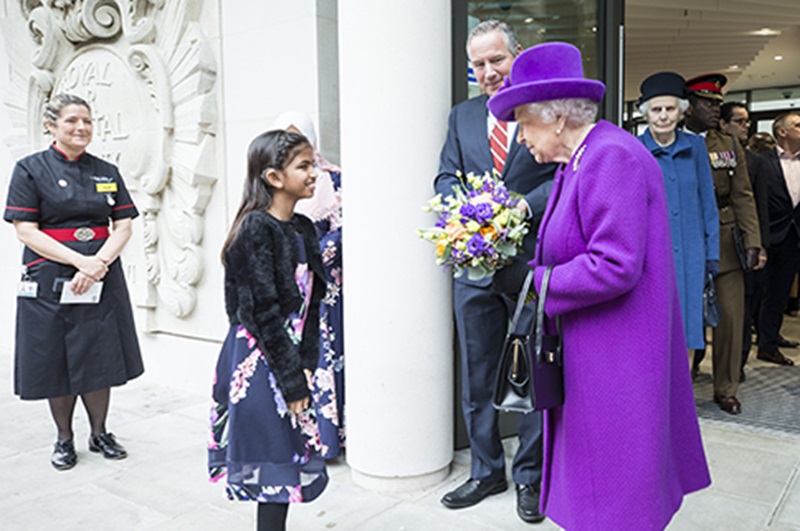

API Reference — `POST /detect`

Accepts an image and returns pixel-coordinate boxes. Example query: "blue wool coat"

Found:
[639,129,719,349]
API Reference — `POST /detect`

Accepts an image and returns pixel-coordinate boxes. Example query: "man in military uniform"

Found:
[684,73,762,414]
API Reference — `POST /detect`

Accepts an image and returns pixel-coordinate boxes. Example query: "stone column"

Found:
[339,1,454,491]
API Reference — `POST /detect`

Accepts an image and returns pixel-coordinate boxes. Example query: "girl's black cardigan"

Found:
[224,211,325,402]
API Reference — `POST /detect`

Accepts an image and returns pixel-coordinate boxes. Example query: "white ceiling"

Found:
[625,0,800,100]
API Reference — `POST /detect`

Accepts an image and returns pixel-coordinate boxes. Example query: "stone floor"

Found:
[1,322,799,530]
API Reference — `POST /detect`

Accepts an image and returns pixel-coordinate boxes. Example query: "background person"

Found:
[754,111,800,368]
[719,102,771,380]
[434,20,556,524]
[637,71,719,355]
[488,42,711,530]
[683,73,762,414]
[274,112,345,458]
[3,93,143,470]
[208,130,328,531]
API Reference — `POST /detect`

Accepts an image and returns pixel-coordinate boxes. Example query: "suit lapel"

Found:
[465,95,493,172]
[766,149,792,201]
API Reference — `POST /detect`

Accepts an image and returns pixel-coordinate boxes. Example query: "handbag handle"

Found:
[509,268,534,335]
[534,266,563,365]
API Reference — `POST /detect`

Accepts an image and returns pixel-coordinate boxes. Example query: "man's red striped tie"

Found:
[490,120,508,175]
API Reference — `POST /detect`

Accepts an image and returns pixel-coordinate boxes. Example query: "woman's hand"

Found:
[69,271,96,296]
[287,370,315,415]
[287,396,309,415]
[75,254,108,281]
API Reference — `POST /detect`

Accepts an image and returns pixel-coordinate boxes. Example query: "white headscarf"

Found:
[273,112,341,228]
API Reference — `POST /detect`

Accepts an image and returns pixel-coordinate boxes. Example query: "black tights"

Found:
[48,388,111,442]
[257,503,289,531]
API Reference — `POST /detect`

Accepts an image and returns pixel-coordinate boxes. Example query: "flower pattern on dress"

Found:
[229,350,260,404]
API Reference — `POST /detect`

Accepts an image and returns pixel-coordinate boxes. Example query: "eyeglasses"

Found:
[732,118,751,126]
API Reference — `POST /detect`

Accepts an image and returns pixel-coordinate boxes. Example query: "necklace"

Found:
[571,124,595,172]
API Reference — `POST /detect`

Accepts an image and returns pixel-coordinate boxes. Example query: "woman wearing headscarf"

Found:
[637,72,720,357]
[272,112,345,458]
[488,43,711,529]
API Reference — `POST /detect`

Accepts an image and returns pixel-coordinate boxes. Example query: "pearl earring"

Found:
[556,128,562,135]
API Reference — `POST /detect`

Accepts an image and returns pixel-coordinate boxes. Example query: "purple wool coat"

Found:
[531,121,711,530]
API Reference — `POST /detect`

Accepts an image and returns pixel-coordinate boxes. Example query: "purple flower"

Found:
[435,212,451,228]
[493,186,510,203]
[467,233,489,257]
[459,203,477,219]
[474,203,493,224]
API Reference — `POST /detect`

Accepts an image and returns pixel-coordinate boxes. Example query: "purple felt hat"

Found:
[488,42,606,122]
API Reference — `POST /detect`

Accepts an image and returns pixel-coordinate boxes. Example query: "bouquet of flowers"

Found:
[418,171,529,280]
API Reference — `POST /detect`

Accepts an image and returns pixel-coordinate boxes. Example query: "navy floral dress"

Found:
[208,234,328,503]
[311,170,345,457]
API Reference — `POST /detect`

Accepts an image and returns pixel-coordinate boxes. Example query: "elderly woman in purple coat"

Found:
[488,43,711,530]
[637,72,720,353]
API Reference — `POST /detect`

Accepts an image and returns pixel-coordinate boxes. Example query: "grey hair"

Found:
[44,93,91,126]
[772,111,800,139]
[638,97,690,118]
[466,20,520,56]
[522,99,598,129]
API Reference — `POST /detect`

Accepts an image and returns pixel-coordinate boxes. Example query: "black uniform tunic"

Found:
[4,144,144,399]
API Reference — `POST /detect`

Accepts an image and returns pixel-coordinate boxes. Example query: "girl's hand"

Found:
[75,254,108,281]
[70,271,96,296]
[288,397,309,415]
[304,369,313,390]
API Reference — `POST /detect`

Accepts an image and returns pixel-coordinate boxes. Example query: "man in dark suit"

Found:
[684,74,762,414]
[756,111,800,367]
[435,20,555,524]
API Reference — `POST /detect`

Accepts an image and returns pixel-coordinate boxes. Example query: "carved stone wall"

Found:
[1,0,220,334]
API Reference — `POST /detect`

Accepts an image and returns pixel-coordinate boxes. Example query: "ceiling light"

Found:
[524,17,534,24]
[775,55,784,61]
[749,27,781,36]
[537,28,547,35]
[728,65,739,70]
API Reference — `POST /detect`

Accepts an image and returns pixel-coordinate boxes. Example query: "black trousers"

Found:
[758,230,800,354]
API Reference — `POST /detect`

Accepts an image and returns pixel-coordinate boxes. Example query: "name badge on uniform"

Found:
[96,182,118,193]
[17,280,38,298]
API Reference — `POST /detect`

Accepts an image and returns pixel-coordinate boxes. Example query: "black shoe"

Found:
[516,483,545,523]
[51,440,77,470]
[441,478,507,509]
[777,336,799,349]
[89,433,127,460]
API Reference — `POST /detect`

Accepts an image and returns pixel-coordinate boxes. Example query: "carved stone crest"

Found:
[2,0,218,325]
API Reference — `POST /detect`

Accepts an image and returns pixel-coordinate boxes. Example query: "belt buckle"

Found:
[74,227,95,242]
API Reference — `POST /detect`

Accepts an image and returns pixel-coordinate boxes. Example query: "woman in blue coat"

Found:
[637,72,720,350]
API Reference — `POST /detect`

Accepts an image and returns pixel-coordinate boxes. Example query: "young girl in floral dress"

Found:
[208,130,327,531]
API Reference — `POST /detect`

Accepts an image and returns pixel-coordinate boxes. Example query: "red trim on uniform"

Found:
[687,81,720,94]
[51,142,86,161]
[41,226,109,241]
[5,205,39,212]
[25,258,46,268]
[112,204,135,211]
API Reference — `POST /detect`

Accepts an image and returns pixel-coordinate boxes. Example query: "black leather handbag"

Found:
[493,266,564,413]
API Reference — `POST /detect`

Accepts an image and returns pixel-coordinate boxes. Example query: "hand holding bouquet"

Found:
[418,172,529,280]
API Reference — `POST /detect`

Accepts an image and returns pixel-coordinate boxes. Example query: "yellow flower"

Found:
[479,225,496,239]
[436,237,448,256]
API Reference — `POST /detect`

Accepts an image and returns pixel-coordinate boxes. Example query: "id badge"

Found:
[18,280,38,298]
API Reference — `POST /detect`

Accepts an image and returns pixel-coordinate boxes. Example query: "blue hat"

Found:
[638,72,689,106]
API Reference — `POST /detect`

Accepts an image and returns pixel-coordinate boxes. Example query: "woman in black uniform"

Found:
[3,93,143,470]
